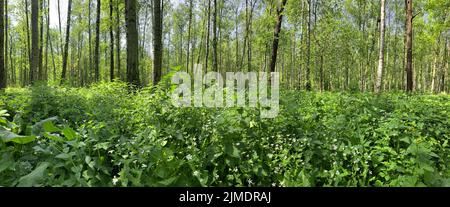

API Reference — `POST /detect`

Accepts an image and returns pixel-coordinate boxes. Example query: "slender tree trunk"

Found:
[375,0,386,93]
[186,0,193,73]
[247,0,255,72]
[44,0,50,81]
[235,6,239,70]
[405,0,413,92]
[49,34,56,81]
[4,0,8,86]
[109,0,115,81]
[0,0,5,89]
[57,0,62,52]
[127,0,140,86]
[212,0,218,72]
[152,0,162,85]
[94,0,101,82]
[88,0,92,83]
[9,36,15,85]
[205,0,211,72]
[38,0,44,80]
[30,0,39,84]
[431,54,437,93]
[60,0,72,85]
[442,38,448,93]
[25,0,31,66]
[116,0,121,80]
[269,0,288,74]
[305,0,312,91]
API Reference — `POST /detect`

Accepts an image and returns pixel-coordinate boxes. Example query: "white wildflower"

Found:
[186,154,193,160]
[112,176,119,185]
[193,171,200,177]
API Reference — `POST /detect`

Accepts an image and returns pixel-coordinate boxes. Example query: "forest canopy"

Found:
[0,0,448,92]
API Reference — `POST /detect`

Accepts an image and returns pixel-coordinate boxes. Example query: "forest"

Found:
[0,0,449,187]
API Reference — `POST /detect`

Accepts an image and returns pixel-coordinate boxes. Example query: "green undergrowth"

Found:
[0,82,449,187]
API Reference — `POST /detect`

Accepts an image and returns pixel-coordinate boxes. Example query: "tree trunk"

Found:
[212,0,218,72]
[305,0,312,91]
[127,0,140,86]
[442,38,448,93]
[205,0,211,72]
[115,0,121,80]
[25,0,31,68]
[269,0,288,74]
[38,0,44,81]
[88,0,92,83]
[49,33,56,81]
[375,0,386,93]
[431,52,438,93]
[44,0,50,81]
[94,0,101,82]
[109,0,115,81]
[30,0,39,84]
[186,0,193,73]
[60,0,72,85]
[152,0,162,85]
[0,0,5,89]
[4,0,8,86]
[57,0,62,53]
[405,0,413,92]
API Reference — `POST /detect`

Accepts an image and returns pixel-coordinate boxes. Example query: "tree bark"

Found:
[39,0,44,81]
[109,0,115,81]
[127,0,140,86]
[57,0,62,53]
[0,0,5,89]
[30,0,39,84]
[186,0,193,73]
[116,0,121,80]
[405,0,413,92]
[305,0,311,91]
[269,0,288,74]
[94,0,101,82]
[4,0,8,86]
[442,38,448,93]
[212,0,218,72]
[25,0,31,67]
[205,0,211,72]
[375,0,386,93]
[88,0,92,83]
[44,0,50,81]
[60,0,72,85]
[152,0,162,85]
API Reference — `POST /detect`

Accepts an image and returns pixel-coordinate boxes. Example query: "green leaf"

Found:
[43,121,61,133]
[0,153,15,173]
[43,132,65,142]
[62,127,77,141]
[56,153,72,160]
[17,162,50,187]
[225,143,240,158]
[32,117,58,134]
[157,176,178,186]
[0,128,36,144]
